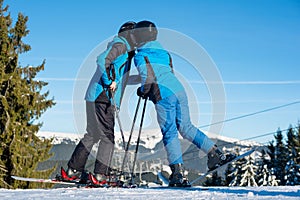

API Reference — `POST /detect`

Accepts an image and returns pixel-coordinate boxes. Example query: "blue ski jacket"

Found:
[134,41,184,103]
[85,36,132,108]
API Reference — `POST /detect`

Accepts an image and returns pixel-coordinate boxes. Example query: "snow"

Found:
[37,129,163,149]
[4,131,299,199]
[37,131,82,145]
[0,186,299,200]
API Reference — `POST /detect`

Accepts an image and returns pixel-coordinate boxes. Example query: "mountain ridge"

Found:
[37,130,261,184]
[37,129,260,148]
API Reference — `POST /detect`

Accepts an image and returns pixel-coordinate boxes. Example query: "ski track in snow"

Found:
[0,186,299,200]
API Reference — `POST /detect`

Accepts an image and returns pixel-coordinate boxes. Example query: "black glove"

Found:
[137,87,147,99]
[128,50,135,59]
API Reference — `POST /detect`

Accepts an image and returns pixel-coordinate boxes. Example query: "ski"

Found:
[190,147,257,185]
[10,175,200,189]
[12,166,133,188]
[11,175,114,188]
[11,175,86,186]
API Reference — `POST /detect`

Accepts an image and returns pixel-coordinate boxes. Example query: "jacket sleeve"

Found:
[134,55,155,95]
[104,43,127,83]
[97,43,127,86]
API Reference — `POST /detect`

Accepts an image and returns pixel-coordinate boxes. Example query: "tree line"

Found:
[204,124,300,187]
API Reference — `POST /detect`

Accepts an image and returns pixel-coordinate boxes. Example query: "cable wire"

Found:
[198,100,300,129]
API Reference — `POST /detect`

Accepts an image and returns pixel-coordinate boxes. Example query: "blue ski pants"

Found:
[155,92,215,165]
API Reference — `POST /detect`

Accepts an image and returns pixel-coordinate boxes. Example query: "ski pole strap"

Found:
[108,63,116,81]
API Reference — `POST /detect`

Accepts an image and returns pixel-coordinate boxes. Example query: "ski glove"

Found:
[137,87,148,99]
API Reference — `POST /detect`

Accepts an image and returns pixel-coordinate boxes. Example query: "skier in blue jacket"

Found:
[133,20,235,187]
[63,21,136,184]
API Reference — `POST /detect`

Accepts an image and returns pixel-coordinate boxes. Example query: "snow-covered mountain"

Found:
[37,129,260,149]
[37,129,261,182]
[37,131,82,145]
[37,129,260,164]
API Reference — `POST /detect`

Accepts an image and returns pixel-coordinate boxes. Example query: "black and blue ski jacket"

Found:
[134,41,184,104]
[85,36,132,108]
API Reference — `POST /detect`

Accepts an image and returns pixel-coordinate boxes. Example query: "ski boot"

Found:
[89,173,109,186]
[58,167,89,183]
[207,145,236,171]
[168,164,191,187]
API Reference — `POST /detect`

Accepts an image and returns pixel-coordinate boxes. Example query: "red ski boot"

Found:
[88,173,109,187]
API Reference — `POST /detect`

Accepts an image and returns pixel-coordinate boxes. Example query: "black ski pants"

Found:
[68,101,115,175]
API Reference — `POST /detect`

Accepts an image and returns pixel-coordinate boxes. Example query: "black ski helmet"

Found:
[118,21,136,35]
[134,20,158,47]
[118,21,136,48]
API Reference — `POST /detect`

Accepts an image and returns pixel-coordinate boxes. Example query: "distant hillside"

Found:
[37,130,261,185]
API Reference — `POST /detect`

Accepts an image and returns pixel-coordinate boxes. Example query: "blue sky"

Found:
[5,0,300,144]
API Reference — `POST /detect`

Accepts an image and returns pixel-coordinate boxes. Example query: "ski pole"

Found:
[111,90,136,183]
[130,98,148,184]
[111,91,126,150]
[120,96,142,177]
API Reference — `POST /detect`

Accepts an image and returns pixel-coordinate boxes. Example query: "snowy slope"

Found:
[0,186,299,200]
[6,131,299,199]
[37,131,82,145]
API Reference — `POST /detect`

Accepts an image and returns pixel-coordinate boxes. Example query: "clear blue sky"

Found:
[5,0,300,144]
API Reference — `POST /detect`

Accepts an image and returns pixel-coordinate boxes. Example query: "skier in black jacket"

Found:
[61,21,136,185]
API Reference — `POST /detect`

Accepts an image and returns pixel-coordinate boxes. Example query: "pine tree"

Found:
[224,147,239,186]
[239,153,258,187]
[256,149,267,186]
[273,128,289,185]
[0,1,55,188]
[228,148,246,186]
[256,149,279,186]
[294,123,300,164]
[285,126,300,185]
[267,140,280,184]
[224,163,235,186]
